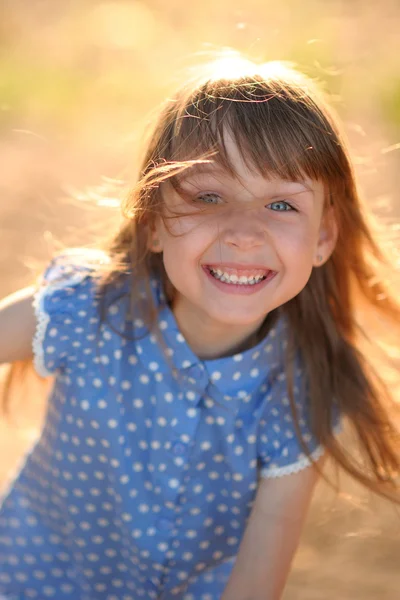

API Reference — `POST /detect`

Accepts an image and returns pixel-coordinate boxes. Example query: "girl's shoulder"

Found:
[32,248,120,378]
[39,247,111,286]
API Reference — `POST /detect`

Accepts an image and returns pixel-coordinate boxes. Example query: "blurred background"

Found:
[1,0,400,598]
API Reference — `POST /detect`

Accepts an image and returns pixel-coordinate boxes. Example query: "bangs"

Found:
[162,74,345,188]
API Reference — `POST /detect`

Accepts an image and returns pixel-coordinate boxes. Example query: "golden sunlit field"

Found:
[1,1,400,598]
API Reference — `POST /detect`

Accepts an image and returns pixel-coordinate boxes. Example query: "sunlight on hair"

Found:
[191,49,301,86]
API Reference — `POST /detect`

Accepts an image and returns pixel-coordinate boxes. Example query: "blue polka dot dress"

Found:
[0,249,335,600]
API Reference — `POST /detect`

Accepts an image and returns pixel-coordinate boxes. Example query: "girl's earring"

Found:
[152,238,161,251]
[317,254,323,263]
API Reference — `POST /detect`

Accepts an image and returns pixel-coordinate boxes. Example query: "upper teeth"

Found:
[209,268,266,285]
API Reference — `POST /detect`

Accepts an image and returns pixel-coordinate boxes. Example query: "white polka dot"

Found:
[157,542,168,551]
[182,552,193,561]
[213,454,224,463]
[132,529,142,538]
[186,530,197,539]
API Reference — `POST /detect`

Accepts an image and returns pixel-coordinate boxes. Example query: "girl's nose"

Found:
[219,209,266,250]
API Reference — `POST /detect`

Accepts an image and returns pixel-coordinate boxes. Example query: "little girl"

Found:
[0,55,399,600]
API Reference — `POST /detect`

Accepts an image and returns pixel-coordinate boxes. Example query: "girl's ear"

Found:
[150,236,163,253]
[147,218,164,253]
[313,206,338,267]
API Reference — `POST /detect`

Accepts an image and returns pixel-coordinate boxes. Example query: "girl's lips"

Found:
[202,265,277,295]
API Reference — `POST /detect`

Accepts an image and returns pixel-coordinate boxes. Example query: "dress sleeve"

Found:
[259,360,342,479]
[31,249,106,377]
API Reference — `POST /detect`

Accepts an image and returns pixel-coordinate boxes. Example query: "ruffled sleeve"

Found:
[32,249,108,377]
[259,358,342,478]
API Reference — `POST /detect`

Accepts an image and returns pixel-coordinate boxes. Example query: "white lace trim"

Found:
[31,267,93,378]
[32,283,53,377]
[260,420,343,478]
[260,444,325,478]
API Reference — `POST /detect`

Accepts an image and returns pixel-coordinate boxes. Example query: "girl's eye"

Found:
[194,192,222,205]
[268,200,294,212]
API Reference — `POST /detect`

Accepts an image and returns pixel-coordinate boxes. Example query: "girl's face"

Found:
[151,135,336,339]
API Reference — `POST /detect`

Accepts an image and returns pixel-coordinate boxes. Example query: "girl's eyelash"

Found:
[194,192,222,204]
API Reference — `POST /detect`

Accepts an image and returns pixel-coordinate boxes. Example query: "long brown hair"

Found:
[3,55,400,502]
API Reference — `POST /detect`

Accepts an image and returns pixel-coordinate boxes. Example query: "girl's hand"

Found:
[220,457,324,600]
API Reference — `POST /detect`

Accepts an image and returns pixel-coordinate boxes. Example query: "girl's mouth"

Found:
[202,265,276,295]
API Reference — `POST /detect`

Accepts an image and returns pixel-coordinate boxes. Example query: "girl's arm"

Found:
[220,458,323,600]
[0,286,36,364]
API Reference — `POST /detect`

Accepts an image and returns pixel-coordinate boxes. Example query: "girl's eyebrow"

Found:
[177,164,226,181]
[177,166,316,195]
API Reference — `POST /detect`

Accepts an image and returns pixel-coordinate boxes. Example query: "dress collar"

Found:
[130,274,286,412]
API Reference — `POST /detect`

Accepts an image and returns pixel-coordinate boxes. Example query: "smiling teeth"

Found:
[209,268,266,285]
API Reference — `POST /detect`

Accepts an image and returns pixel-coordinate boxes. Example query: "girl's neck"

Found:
[169,295,272,360]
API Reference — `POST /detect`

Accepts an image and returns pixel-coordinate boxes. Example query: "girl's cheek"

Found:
[266,217,308,239]
[269,222,318,258]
